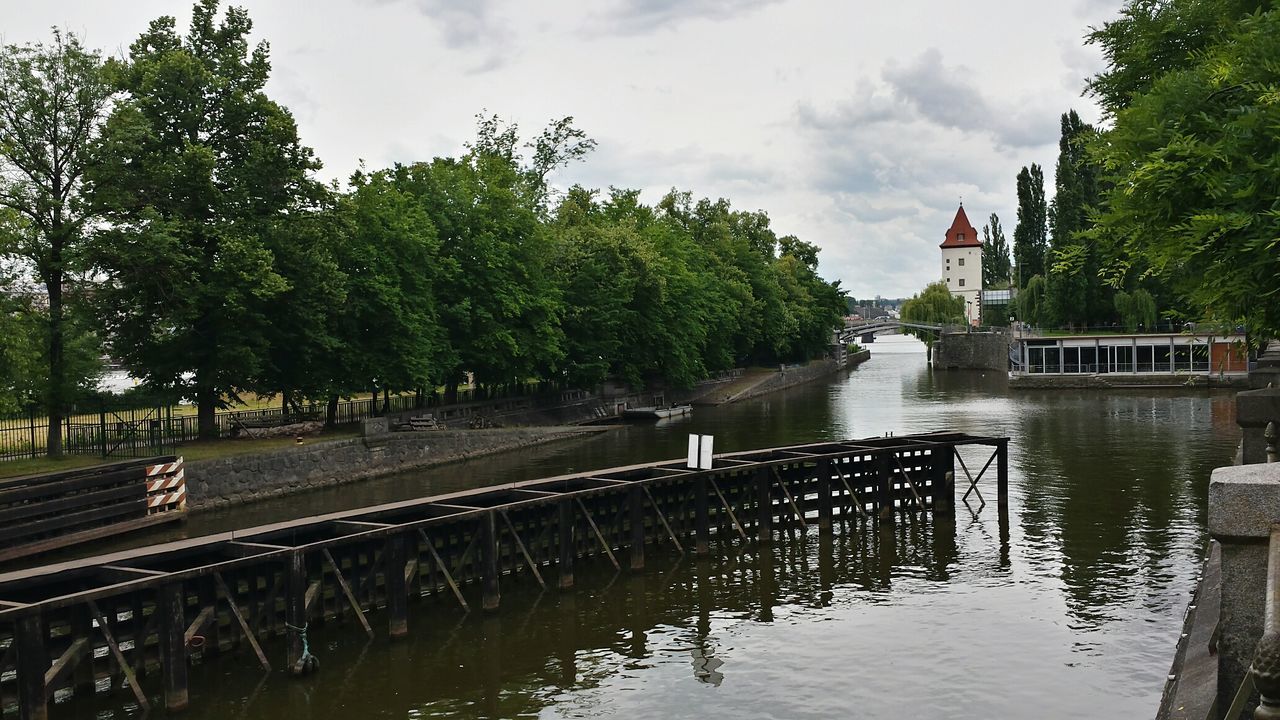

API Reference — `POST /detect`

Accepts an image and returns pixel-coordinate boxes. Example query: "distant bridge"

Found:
[837,320,944,344]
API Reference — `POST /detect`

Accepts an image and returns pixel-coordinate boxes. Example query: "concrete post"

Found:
[1208,463,1280,712]
[1237,387,1280,465]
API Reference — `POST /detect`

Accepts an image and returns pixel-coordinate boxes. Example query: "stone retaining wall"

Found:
[1009,373,1249,390]
[729,351,869,404]
[184,426,601,510]
[933,330,1011,371]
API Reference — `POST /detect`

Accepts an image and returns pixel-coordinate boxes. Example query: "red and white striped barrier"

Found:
[144,457,187,513]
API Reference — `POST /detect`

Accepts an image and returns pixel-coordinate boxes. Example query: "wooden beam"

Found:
[417,528,469,612]
[708,477,748,540]
[43,637,88,697]
[576,498,620,571]
[212,572,270,671]
[321,548,373,638]
[642,485,684,554]
[87,599,150,711]
[183,604,216,646]
[771,467,808,530]
[500,511,546,590]
[158,583,190,712]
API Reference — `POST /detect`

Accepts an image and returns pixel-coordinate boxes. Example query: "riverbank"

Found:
[695,350,872,405]
[184,424,610,510]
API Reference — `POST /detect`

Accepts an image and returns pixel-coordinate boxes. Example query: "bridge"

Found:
[838,320,944,344]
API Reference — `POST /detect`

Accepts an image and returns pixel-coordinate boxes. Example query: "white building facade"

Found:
[940,204,983,325]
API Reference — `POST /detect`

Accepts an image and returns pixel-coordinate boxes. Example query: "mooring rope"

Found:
[285,622,320,674]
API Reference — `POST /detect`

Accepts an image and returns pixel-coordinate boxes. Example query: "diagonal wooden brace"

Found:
[500,510,547,589]
[322,548,374,638]
[417,528,470,612]
[576,497,621,570]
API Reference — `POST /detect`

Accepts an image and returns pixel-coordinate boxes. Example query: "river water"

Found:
[74,335,1240,719]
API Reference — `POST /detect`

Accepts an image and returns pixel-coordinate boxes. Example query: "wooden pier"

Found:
[0,431,1007,719]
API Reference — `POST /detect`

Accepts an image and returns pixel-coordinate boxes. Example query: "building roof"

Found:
[940,204,981,249]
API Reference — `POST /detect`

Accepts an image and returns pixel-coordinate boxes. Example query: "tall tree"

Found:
[0,30,112,456]
[981,213,1011,287]
[89,0,322,438]
[1088,1,1280,337]
[1046,110,1105,328]
[1012,164,1047,289]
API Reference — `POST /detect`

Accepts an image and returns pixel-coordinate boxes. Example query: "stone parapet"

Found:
[1208,463,1280,712]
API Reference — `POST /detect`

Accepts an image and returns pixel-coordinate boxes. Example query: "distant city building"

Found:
[939,204,982,325]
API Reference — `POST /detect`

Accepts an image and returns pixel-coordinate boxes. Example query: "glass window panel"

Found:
[1137,345,1153,373]
[1154,345,1171,372]
[1173,345,1192,371]
[1080,347,1097,372]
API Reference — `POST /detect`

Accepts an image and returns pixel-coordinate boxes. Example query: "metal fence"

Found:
[0,381,558,462]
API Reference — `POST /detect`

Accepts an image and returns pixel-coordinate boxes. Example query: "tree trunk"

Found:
[196,376,217,440]
[44,273,65,459]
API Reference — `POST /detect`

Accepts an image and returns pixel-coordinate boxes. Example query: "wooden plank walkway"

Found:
[0,431,1007,719]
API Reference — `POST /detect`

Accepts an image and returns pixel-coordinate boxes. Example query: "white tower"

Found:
[939,204,982,325]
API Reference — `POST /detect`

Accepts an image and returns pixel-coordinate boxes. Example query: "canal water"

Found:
[70,335,1241,719]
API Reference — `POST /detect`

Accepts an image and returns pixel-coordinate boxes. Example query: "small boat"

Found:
[622,404,692,420]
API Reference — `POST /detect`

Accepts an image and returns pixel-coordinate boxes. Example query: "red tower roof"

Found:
[940,204,981,249]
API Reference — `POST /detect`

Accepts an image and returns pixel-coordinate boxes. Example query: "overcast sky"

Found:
[3,0,1119,300]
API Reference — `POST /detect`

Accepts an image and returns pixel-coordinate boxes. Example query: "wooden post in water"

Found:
[932,446,954,512]
[285,551,308,674]
[480,512,500,611]
[997,441,1009,507]
[629,484,645,571]
[695,475,710,554]
[817,460,833,532]
[756,469,772,540]
[158,582,189,712]
[876,451,895,516]
[15,612,47,720]
[385,534,409,638]
[558,498,575,590]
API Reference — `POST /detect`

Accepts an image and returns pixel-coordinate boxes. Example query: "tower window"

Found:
[957,233,964,241]
[958,258,965,266]
[959,278,966,287]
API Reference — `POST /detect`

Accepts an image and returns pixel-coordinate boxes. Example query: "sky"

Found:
[2,0,1120,300]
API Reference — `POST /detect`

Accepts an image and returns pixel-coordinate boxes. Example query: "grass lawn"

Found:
[0,427,362,479]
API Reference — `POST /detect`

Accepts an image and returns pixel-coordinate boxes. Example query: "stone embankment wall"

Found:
[932,330,1011,371]
[728,350,870,404]
[184,425,602,510]
[1009,373,1249,390]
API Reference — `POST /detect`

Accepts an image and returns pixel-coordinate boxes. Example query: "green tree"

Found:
[1088,2,1280,337]
[1013,164,1047,288]
[0,30,112,455]
[982,213,1011,287]
[88,0,322,437]
[1017,274,1049,327]
[901,281,964,351]
[1046,110,1106,329]
[1114,288,1158,332]
[332,169,445,411]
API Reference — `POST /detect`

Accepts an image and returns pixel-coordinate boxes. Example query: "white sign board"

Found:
[687,434,715,470]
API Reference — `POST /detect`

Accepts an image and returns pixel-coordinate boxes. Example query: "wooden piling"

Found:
[558,498,575,590]
[756,470,772,540]
[158,582,190,712]
[997,441,1009,506]
[695,475,710,555]
[480,512,500,611]
[629,484,645,571]
[16,613,47,720]
[817,460,833,531]
[385,534,409,638]
[285,551,308,674]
